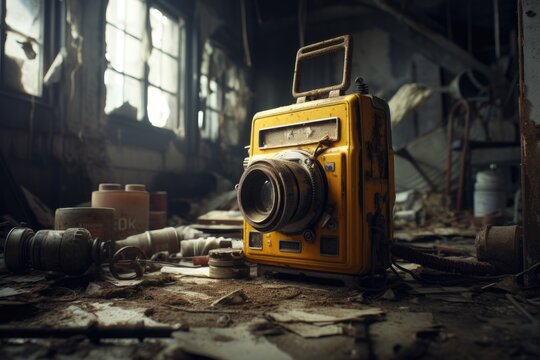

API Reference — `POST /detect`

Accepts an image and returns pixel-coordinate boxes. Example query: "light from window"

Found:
[147,7,183,129]
[105,0,146,119]
[104,1,185,131]
[2,0,44,96]
[199,41,249,144]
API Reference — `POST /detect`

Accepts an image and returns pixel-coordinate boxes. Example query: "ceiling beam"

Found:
[370,0,493,77]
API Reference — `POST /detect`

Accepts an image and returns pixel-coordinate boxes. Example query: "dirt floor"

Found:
[0,237,539,360]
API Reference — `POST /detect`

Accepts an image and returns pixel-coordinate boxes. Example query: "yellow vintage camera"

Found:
[237,35,395,282]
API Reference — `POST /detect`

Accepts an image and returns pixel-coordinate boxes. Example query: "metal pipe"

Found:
[445,99,471,211]
[494,0,501,59]
[240,0,252,67]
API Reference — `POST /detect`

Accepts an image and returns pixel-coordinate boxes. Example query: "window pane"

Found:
[123,77,144,119]
[150,7,179,56]
[149,8,163,49]
[202,110,219,140]
[162,15,179,56]
[4,31,42,96]
[124,35,144,78]
[125,0,145,38]
[6,0,42,40]
[208,79,222,110]
[148,50,178,93]
[104,69,124,114]
[105,24,125,72]
[106,0,126,29]
[148,86,177,128]
[226,66,240,90]
[162,54,178,93]
[199,74,208,98]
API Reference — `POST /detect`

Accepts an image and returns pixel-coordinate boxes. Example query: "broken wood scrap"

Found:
[211,289,248,307]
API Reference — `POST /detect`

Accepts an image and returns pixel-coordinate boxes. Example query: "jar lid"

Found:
[56,207,115,213]
[99,183,122,191]
[125,184,146,191]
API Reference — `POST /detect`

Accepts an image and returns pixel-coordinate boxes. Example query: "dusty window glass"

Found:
[104,1,185,133]
[199,41,249,144]
[147,6,183,130]
[2,0,44,96]
[105,0,146,120]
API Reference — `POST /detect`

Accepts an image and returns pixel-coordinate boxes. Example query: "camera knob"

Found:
[303,229,315,243]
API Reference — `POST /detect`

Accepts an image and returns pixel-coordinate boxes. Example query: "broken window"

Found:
[199,41,249,144]
[147,7,184,131]
[1,0,45,97]
[104,0,185,132]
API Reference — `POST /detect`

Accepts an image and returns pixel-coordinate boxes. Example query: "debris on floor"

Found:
[1,184,538,359]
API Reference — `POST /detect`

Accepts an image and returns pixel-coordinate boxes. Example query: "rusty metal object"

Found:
[292,35,352,100]
[4,227,103,275]
[109,246,146,280]
[475,225,523,274]
[392,243,497,275]
[208,248,249,279]
[445,99,471,211]
[518,0,540,286]
[55,207,115,241]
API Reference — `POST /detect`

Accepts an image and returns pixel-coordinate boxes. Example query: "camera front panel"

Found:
[240,94,373,274]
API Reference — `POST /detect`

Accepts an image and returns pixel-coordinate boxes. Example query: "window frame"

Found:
[198,40,247,143]
[0,0,60,105]
[104,0,187,134]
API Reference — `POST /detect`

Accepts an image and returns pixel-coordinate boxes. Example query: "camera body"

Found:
[237,36,394,277]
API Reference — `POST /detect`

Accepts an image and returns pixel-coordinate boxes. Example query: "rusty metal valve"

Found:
[475,225,523,274]
[4,227,105,276]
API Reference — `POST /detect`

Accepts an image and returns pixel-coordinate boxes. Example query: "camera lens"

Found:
[237,150,327,234]
[237,168,278,224]
[256,180,274,213]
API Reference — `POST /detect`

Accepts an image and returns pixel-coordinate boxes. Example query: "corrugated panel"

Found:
[394,122,486,192]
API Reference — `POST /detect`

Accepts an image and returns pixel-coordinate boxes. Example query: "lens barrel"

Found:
[237,150,326,234]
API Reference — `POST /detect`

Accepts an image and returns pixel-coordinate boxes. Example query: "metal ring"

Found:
[109,246,146,280]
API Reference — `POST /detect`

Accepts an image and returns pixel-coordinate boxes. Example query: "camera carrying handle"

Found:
[292,35,352,102]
